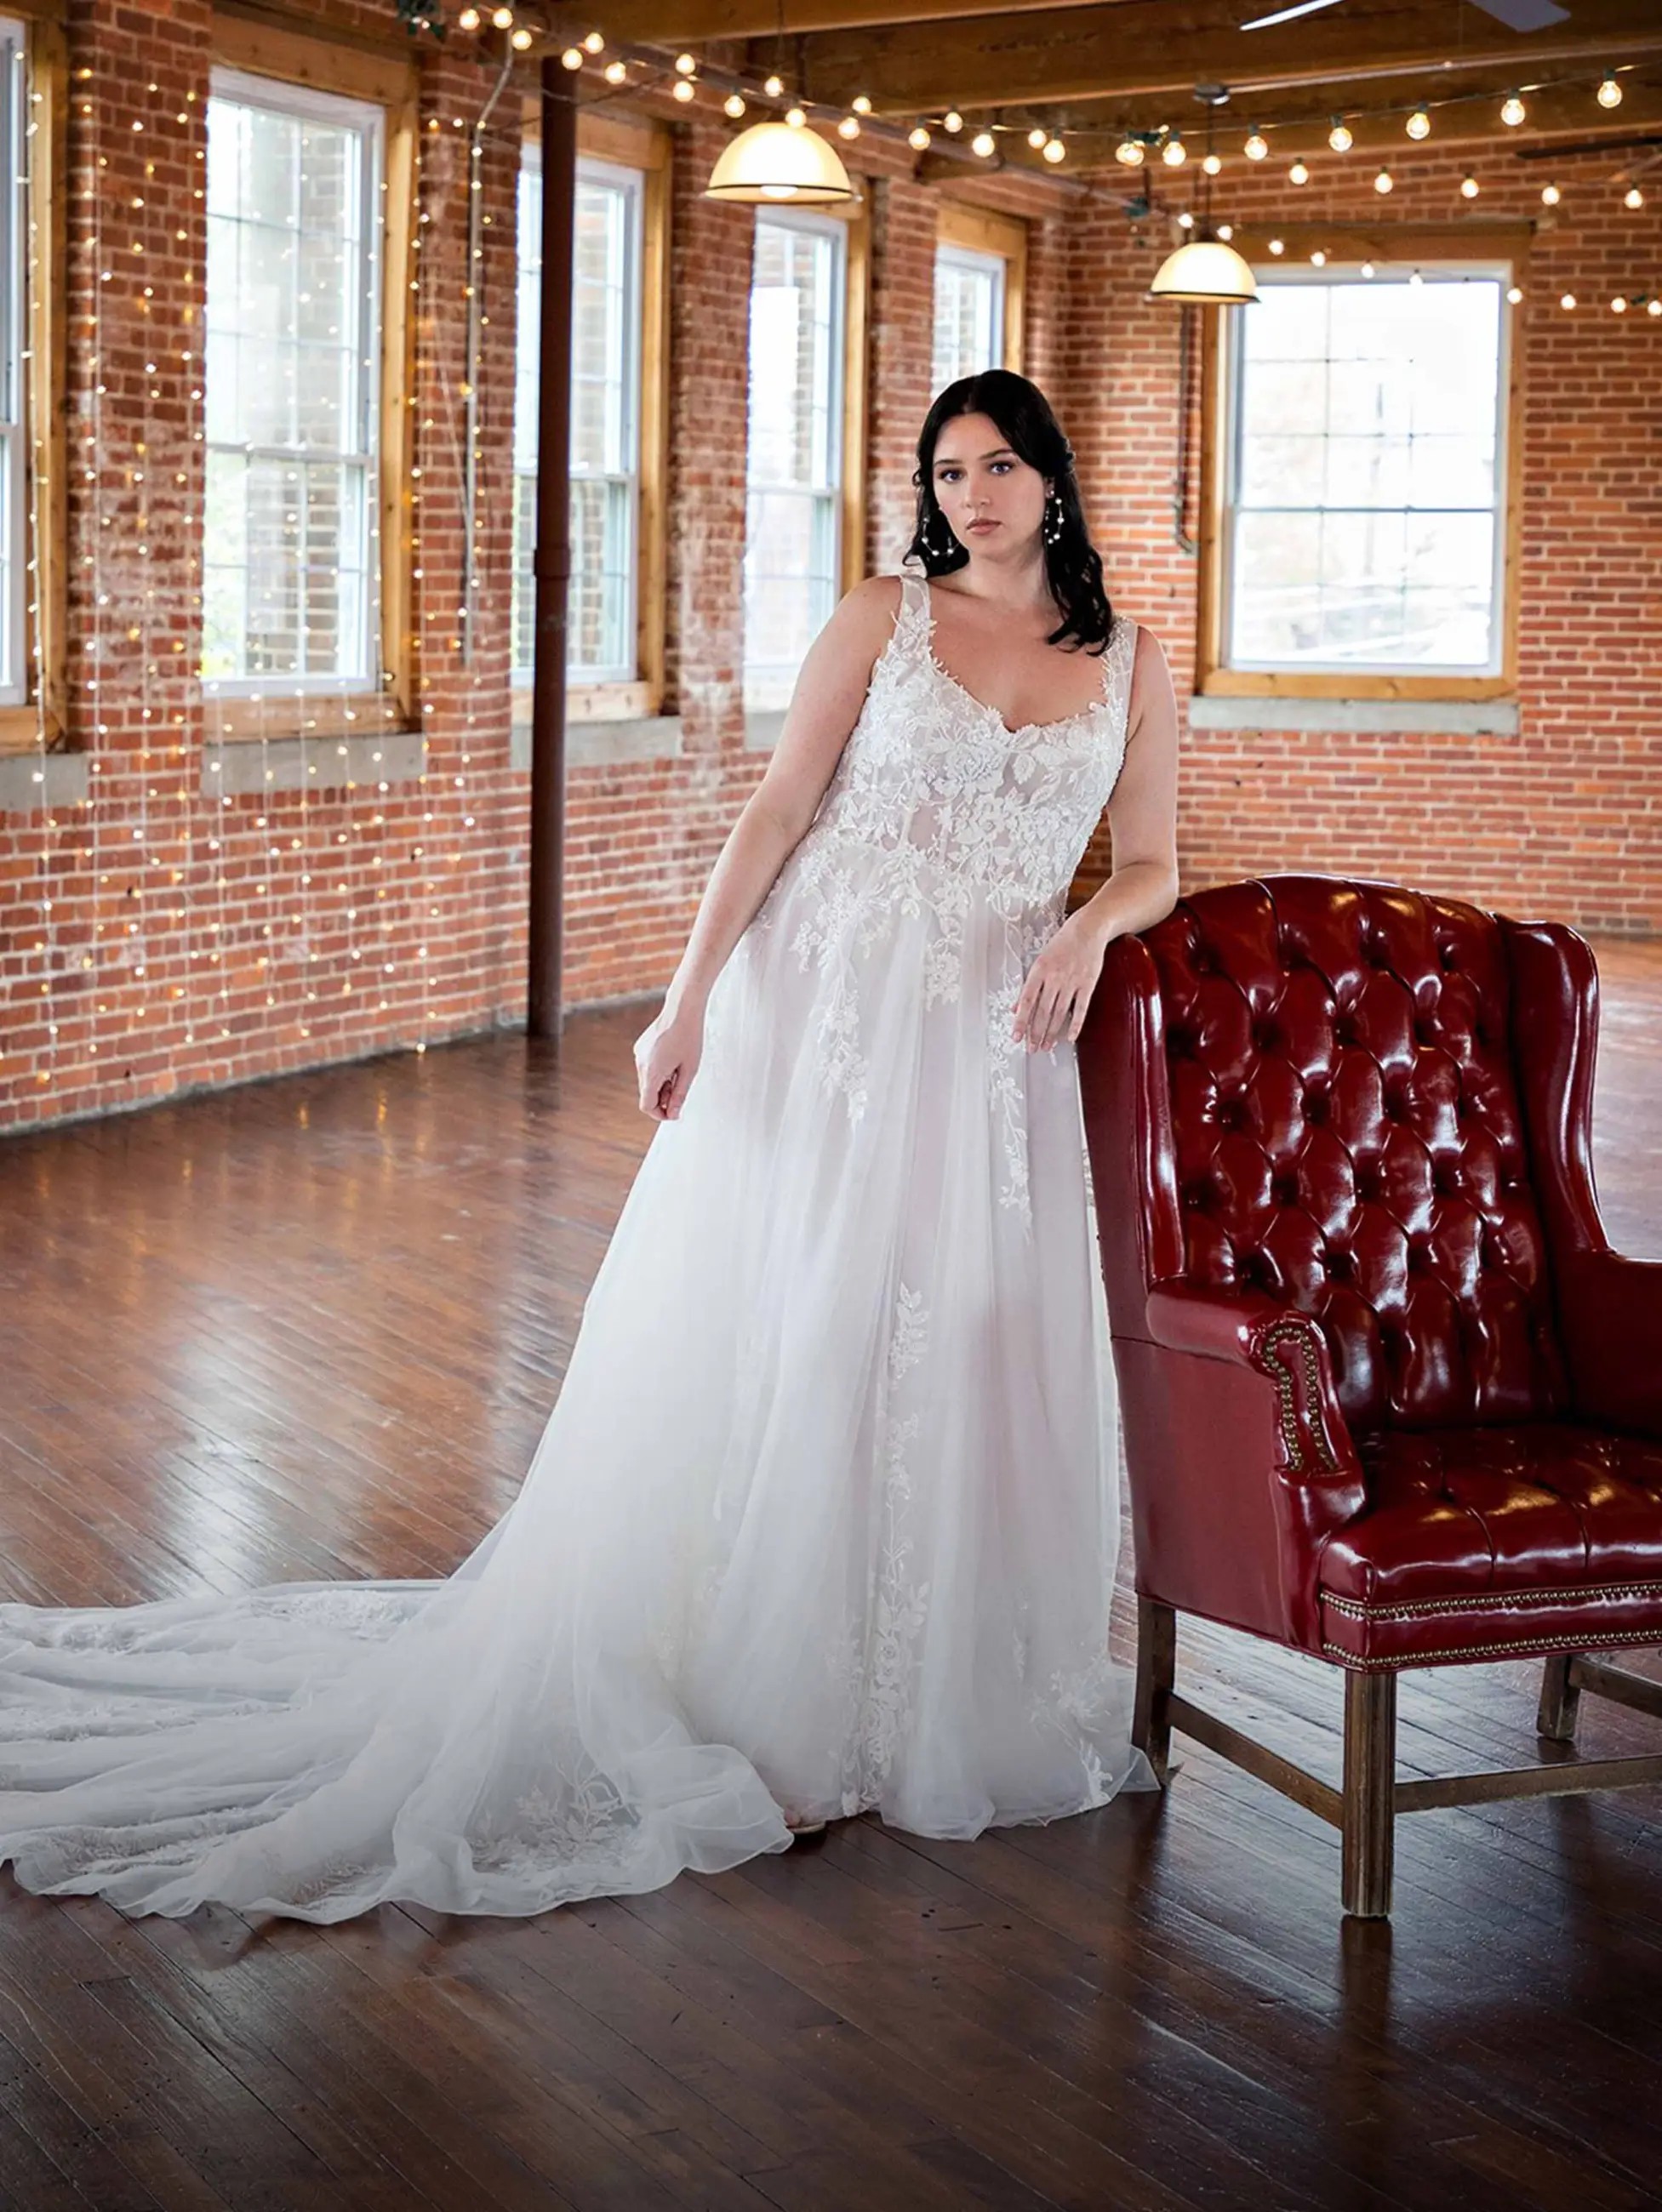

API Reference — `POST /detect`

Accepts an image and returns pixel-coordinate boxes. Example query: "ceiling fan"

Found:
[1241,0,1568,30]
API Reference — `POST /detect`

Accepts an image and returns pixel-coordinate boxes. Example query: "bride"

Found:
[0,369,1180,1924]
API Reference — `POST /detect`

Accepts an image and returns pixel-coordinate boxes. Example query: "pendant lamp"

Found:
[705,116,856,205]
[1148,87,1260,307]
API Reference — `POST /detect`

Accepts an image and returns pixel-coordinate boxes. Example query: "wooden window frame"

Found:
[1197,222,1529,703]
[517,102,669,726]
[203,10,418,745]
[934,199,1025,376]
[0,3,67,757]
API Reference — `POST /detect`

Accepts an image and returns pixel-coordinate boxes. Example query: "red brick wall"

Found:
[2,17,1656,1136]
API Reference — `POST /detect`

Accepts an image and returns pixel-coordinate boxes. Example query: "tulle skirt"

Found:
[0,847,1151,1922]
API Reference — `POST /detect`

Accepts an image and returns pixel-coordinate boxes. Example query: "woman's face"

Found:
[928,411,1048,558]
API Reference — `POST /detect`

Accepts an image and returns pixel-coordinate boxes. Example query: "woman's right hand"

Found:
[633,1001,704,1122]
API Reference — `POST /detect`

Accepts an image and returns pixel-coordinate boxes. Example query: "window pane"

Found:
[203,79,380,689]
[1226,273,1505,674]
[933,247,1002,391]
[745,214,843,712]
[512,156,642,685]
[0,24,26,699]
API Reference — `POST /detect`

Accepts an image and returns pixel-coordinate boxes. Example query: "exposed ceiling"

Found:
[588,0,1662,173]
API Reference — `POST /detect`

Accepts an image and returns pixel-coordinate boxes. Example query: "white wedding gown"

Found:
[0,572,1153,1923]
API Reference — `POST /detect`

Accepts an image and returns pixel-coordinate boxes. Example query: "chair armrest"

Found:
[1118,1282,1370,1653]
[1555,1251,1662,1439]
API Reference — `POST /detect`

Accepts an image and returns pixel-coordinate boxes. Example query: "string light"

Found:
[1500,94,1526,126]
[1243,130,1267,161]
[971,128,995,158]
[1027,126,1047,150]
[582,29,604,51]
[1162,134,1186,167]
[1623,185,1643,209]
[1042,137,1065,164]
[1202,151,1221,175]
[603,59,626,83]
[1328,120,1352,152]
[837,112,859,137]
[1460,174,1480,198]
[1541,183,1561,205]
[1596,74,1622,108]
[1288,159,1309,185]
[724,92,746,118]
[942,111,962,134]
[907,123,929,149]
[852,94,871,116]
[1374,168,1393,194]
[673,78,696,103]
[674,52,696,73]
[1406,110,1431,140]
[1561,291,1577,309]
[561,46,583,69]
[1506,283,1522,303]
[1116,139,1145,167]
[763,72,784,97]
[1268,237,1284,254]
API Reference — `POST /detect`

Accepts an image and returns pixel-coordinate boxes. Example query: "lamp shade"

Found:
[1148,237,1259,305]
[705,117,856,204]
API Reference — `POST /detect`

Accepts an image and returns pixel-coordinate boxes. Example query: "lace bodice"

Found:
[791,570,1136,923]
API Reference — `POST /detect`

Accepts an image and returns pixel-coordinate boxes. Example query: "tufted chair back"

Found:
[1100,875,1570,1434]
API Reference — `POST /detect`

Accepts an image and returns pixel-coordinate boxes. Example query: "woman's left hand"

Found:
[1013,912,1110,1053]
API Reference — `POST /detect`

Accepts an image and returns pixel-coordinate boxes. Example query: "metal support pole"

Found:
[527,56,575,1042]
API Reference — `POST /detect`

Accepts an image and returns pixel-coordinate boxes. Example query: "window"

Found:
[934,244,1004,391]
[513,151,644,689]
[0,16,27,710]
[202,69,383,695]
[1215,261,1512,681]
[745,211,847,713]
[931,203,1024,398]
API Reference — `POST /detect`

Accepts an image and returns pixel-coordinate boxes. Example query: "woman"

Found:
[0,371,1179,1922]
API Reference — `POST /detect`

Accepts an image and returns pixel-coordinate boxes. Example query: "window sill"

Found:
[0,749,87,816]
[200,727,426,796]
[509,714,683,771]
[1188,694,1520,736]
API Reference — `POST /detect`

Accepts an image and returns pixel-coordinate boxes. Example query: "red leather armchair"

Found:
[1079,874,1662,1918]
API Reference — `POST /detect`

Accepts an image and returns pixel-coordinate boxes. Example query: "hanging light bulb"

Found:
[1244,130,1268,161]
[1624,185,1643,208]
[1360,260,1375,277]
[908,123,930,149]
[675,51,697,72]
[582,28,604,49]
[1596,74,1622,108]
[603,58,626,83]
[1311,248,1327,265]
[1268,237,1284,254]
[1374,168,1393,193]
[1217,222,1233,240]
[510,24,533,46]
[943,111,962,133]
[1202,151,1222,175]
[1028,126,1048,149]
[1506,284,1522,303]
[1177,210,1194,228]
[764,72,784,96]
[972,128,996,157]
[1042,136,1065,163]
[1611,294,1627,313]
[1288,158,1309,185]
[853,94,872,115]
[1408,268,1423,286]
[1460,174,1480,198]
[458,4,481,26]
[1500,93,1526,126]
[674,77,696,101]
[785,104,806,126]
[1162,134,1187,166]
[1406,108,1431,140]
[1328,119,1352,151]
[561,44,583,68]
[1540,182,1561,205]
[1648,299,1661,317]
[837,113,860,138]
[1117,139,1146,167]
[725,92,746,117]
[1560,291,1576,309]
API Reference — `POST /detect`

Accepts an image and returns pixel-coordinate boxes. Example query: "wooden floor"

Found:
[1,940,1659,2212]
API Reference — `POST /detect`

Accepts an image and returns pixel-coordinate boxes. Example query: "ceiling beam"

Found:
[786,0,1662,117]
[604,0,1137,35]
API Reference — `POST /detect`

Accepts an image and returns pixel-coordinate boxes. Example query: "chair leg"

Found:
[1341,1670,1396,1919]
[1134,1596,1175,1787]
[1537,1652,1582,1742]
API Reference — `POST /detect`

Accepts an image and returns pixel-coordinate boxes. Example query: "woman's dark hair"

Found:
[906,368,1114,654]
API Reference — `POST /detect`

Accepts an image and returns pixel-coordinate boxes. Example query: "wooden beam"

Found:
[791,0,1662,117]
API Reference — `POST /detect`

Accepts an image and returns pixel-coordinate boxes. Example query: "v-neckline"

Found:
[920,576,1111,740]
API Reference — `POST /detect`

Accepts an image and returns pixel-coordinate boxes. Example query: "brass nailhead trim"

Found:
[1253,1317,1339,1475]
[1322,1626,1659,1670]
[1322,1576,1662,1623]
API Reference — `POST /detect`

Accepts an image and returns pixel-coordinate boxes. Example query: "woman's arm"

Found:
[635,575,902,1120]
[1013,623,1182,1053]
